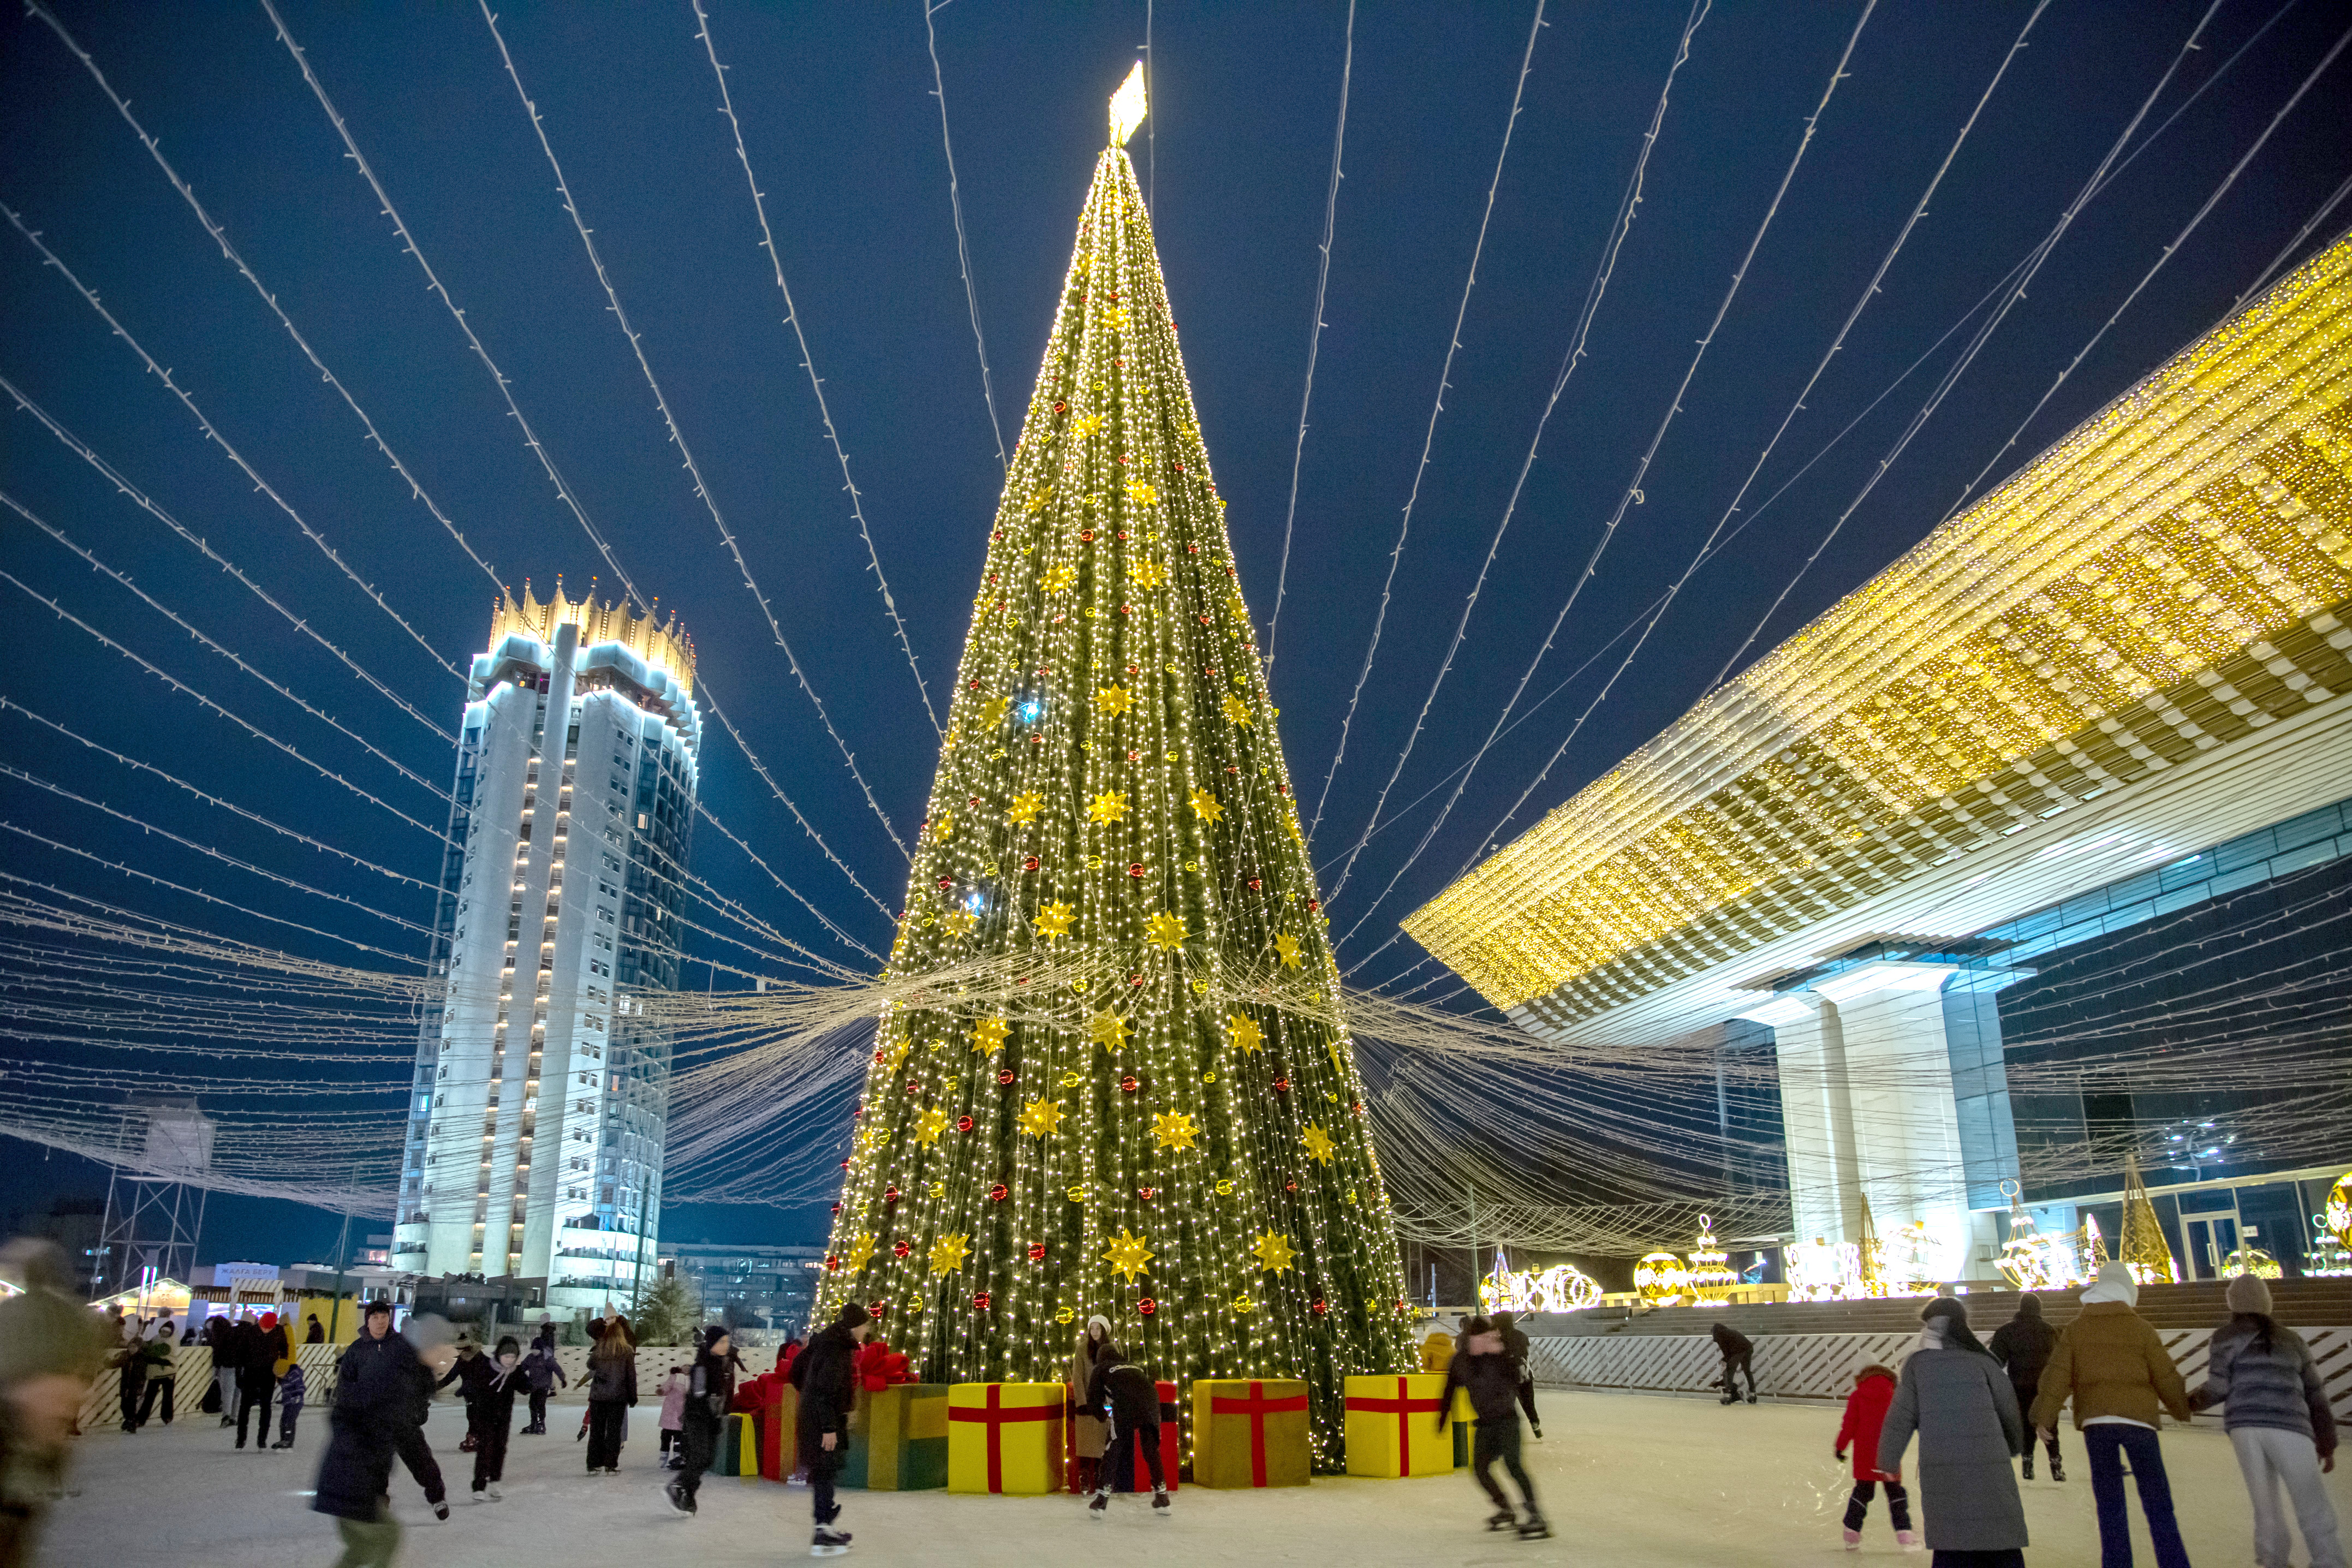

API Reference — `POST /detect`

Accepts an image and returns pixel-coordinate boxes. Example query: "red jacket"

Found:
[1835,1368,1900,1481]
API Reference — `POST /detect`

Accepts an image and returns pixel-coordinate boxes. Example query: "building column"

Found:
[1737,993,1862,1247]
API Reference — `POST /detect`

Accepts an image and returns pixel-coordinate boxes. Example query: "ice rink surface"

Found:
[38,1388,2352,1566]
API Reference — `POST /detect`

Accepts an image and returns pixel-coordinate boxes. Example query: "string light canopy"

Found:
[810,76,1412,1470]
[1404,234,2352,1023]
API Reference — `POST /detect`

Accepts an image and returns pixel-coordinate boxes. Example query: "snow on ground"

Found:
[38,1390,2351,1566]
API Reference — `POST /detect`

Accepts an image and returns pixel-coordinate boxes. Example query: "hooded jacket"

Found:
[1440,1346,1524,1428]
[2029,1299,2190,1432]
[1836,1367,1900,1481]
[1987,1296,2057,1387]
[1711,1321,1753,1357]
[1086,1355,1163,1429]
[790,1322,859,1438]
[2194,1316,2337,1456]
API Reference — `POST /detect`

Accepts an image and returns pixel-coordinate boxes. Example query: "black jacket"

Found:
[790,1323,859,1435]
[314,1330,421,1523]
[205,1316,234,1367]
[473,1360,521,1425]
[1988,1310,2058,1386]
[229,1321,270,1387]
[1442,1349,1523,1428]
[687,1346,735,1429]
[1086,1359,1162,1428]
[1711,1322,1753,1357]
[585,1350,638,1406]
[1496,1316,1532,1376]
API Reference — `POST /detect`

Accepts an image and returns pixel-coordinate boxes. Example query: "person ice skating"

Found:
[2031,1261,2193,1568]
[1493,1311,1542,1439]
[1083,1339,1170,1518]
[315,1303,456,1568]
[111,1317,147,1434]
[1878,1296,2028,1568]
[442,1340,484,1453]
[532,1315,557,1355]
[519,1339,568,1435]
[306,1314,326,1344]
[392,1329,452,1522]
[467,1337,521,1502]
[205,1312,236,1424]
[1712,1320,1758,1405]
[789,1301,871,1557]
[136,1320,178,1429]
[667,1327,737,1516]
[1835,1360,1918,1552]
[2192,1273,2341,1568]
[273,1359,307,1449]
[584,1316,638,1474]
[0,1238,113,1567]
[658,1366,689,1467]
[1440,1315,1547,1539]
[259,1311,293,1438]
[232,1310,276,1450]
[1990,1293,2063,1482]
[1068,1314,1112,1495]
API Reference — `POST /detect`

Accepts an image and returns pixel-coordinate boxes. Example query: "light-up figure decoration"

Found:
[1479,1254,1604,1315]
[1785,1237,1863,1302]
[1687,1215,1737,1303]
[1633,1251,1691,1306]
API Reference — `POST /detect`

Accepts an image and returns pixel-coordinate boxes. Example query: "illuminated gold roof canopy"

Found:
[1405,235,2352,1019]
[489,579,696,697]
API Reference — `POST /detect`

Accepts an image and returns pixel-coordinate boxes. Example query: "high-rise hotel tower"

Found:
[394,586,699,1316]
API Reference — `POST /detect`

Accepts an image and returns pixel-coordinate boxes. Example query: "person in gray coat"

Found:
[1878,1296,2029,1568]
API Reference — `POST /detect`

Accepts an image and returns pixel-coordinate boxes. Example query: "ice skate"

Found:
[2021,1453,2033,1479]
[811,1525,852,1557]
[485,1483,502,1502]
[431,1501,450,1522]
[1516,1512,1552,1540]
[1745,1392,1758,1404]
[1485,1509,1519,1532]
[1897,1528,1920,1551]
[1152,1488,1171,1516]
[664,1480,694,1516]
[1842,1527,1861,1550]
[1088,1491,1109,1518]
[2049,1455,2064,1482]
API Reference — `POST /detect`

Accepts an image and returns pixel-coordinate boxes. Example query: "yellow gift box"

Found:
[945,1382,1065,1494]
[1344,1374,1453,1478]
[1449,1386,1477,1469]
[842,1383,948,1491]
[1190,1379,1311,1489]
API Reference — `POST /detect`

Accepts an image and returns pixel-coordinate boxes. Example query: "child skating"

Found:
[1833,1361,1918,1552]
[1439,1315,1547,1539]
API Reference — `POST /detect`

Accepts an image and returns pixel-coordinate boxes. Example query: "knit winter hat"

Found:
[1085,1313,1112,1338]
[2225,1272,2273,1315]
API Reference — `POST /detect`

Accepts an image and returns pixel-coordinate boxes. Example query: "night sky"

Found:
[3,0,2346,1265]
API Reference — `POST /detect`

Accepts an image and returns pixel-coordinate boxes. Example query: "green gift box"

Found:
[839,1382,948,1491]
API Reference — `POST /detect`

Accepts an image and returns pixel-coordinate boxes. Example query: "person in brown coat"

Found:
[2029,1261,2194,1568]
[1068,1315,1111,1495]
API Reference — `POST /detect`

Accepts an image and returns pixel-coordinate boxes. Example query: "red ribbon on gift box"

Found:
[1210,1380,1309,1487]
[1349,1377,1444,1476]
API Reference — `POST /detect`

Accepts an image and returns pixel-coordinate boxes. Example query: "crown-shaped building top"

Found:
[815,133,1412,1466]
[490,580,695,696]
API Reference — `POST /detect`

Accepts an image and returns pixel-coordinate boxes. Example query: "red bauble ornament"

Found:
[868,1301,888,1319]
[1117,531,1129,541]
[1138,1187,1157,1201]
[1128,862,1145,879]
[1284,1181,1299,1193]
[825,1255,841,1272]
[892,1240,911,1259]
[967,795,981,808]
[1120,1075,1139,1094]
[883,1185,901,1203]
[1273,1077,1290,1093]
[1311,1298,1330,1317]
[936,875,953,891]
[873,1048,886,1064]
[989,1183,1009,1203]
[1027,1243,1047,1262]
[956,1115,974,1134]
[1079,529,1094,543]
[1247,878,1261,892]
[998,1069,1016,1087]
[973,1291,991,1310]
[1197,614,1211,626]
[830,1202,843,1214]
[1307,899,1320,914]
[1126,750,1140,764]
[1023,856,1040,872]
[1053,402,1065,413]
[1137,1297,1157,1316]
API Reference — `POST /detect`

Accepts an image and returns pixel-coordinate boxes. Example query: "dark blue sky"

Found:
[3,0,2346,1263]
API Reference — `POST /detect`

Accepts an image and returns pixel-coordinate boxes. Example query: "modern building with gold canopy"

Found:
[394,582,702,1315]
[1406,234,2352,1280]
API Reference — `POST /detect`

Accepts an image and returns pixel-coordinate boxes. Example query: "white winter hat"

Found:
[1085,1314,1111,1338]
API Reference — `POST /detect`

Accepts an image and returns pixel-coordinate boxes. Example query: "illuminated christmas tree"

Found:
[814,70,1413,1465]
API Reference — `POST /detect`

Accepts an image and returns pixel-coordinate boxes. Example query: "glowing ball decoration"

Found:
[1686,1215,1737,1303]
[1633,1251,1691,1305]
[2327,1173,2352,1251]
[2219,1245,2283,1280]
[1481,1263,1604,1316]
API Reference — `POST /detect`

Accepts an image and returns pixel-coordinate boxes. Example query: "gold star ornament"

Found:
[1144,911,1187,951]
[1094,684,1133,717]
[972,1016,1010,1055]
[1017,1098,1064,1138]
[1187,787,1222,823]
[929,1233,970,1275]
[1302,1124,1337,1165]
[914,1107,949,1146]
[1227,1014,1264,1054]
[1007,790,1044,825]
[1087,1010,1130,1051]
[1273,933,1303,968]
[843,1232,876,1273]
[1152,1111,1198,1150]
[1088,791,1129,824]
[1251,1232,1296,1272]
[1102,1228,1155,1282]
[1034,901,1075,941]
